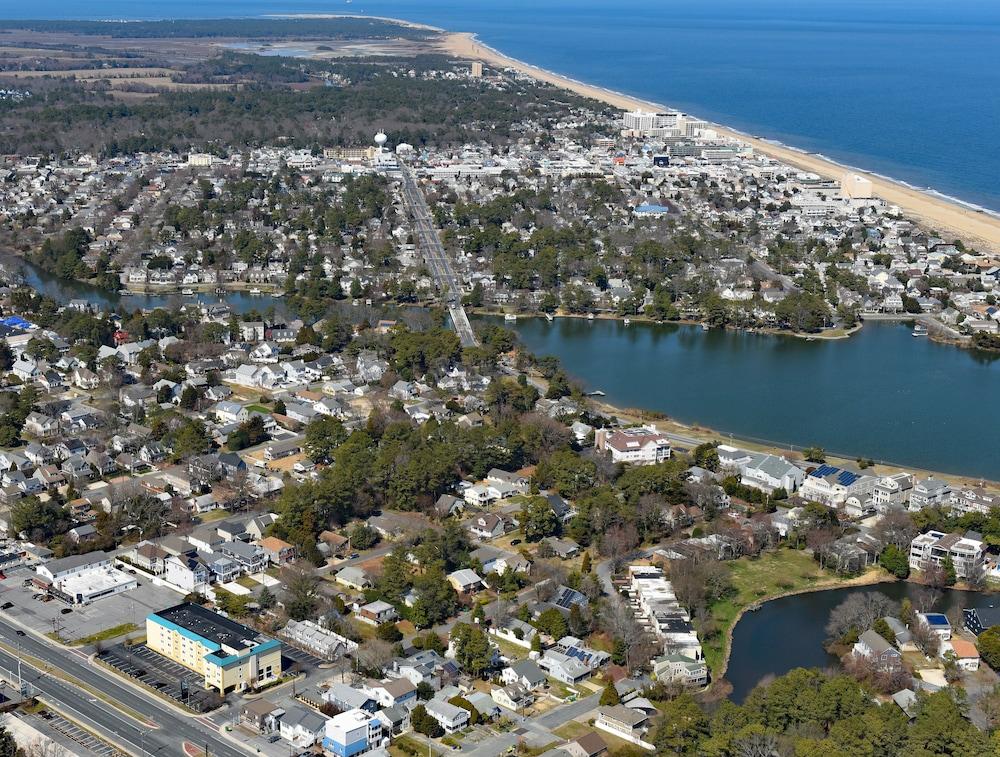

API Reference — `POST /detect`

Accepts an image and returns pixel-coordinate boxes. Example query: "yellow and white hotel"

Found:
[146,603,282,694]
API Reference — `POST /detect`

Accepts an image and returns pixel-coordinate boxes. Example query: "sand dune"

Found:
[440,31,1000,253]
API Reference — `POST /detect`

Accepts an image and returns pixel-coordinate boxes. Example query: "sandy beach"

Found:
[439,31,1000,253]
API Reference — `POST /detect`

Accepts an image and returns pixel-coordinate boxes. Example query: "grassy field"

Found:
[704,548,880,675]
[389,734,442,757]
[71,623,140,647]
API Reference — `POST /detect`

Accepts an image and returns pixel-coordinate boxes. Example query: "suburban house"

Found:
[872,473,914,512]
[335,566,372,591]
[852,630,902,670]
[738,453,805,494]
[501,659,547,690]
[594,706,653,750]
[278,705,327,748]
[356,600,398,626]
[942,637,980,671]
[322,709,385,757]
[447,568,484,594]
[564,732,610,757]
[951,487,999,516]
[240,699,283,734]
[468,514,505,540]
[259,536,296,565]
[423,700,470,734]
[651,653,709,687]
[538,650,592,684]
[491,684,533,712]
[909,477,952,509]
[359,678,417,709]
[489,617,538,649]
[799,464,876,507]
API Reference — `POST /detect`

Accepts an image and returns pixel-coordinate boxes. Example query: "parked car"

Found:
[60,608,73,615]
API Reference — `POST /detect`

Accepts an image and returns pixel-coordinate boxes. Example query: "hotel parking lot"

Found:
[280,644,326,671]
[98,642,221,713]
[0,566,179,644]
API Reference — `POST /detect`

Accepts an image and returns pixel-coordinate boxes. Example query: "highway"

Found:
[0,615,249,757]
[399,165,479,347]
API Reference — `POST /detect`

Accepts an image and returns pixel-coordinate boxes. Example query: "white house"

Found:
[596,427,671,465]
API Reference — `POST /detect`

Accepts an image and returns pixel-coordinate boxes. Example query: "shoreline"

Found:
[712,567,996,692]
[711,566,894,691]
[437,31,1000,254]
[580,387,1000,491]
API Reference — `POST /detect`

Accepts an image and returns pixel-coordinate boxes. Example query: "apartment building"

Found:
[908,530,985,578]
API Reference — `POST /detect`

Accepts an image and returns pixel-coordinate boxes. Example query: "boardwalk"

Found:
[399,165,478,347]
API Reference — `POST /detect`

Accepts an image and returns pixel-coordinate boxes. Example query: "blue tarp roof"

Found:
[1,316,31,329]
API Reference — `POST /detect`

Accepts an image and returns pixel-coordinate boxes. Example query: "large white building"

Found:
[621,109,684,136]
[909,530,985,578]
[596,427,671,466]
[718,445,805,493]
[35,551,137,605]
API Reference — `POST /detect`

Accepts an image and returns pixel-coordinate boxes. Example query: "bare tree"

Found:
[912,585,941,613]
[599,523,639,570]
[910,619,940,657]
[966,562,988,591]
[733,731,779,757]
[872,509,918,550]
[356,638,394,676]
[825,592,898,644]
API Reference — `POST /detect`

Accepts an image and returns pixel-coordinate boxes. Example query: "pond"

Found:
[726,581,1000,702]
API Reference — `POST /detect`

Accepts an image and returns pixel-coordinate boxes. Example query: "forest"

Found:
[0,17,432,40]
[0,53,602,156]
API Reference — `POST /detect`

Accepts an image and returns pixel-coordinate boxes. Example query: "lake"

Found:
[726,581,999,702]
[0,253,281,317]
[487,316,1000,481]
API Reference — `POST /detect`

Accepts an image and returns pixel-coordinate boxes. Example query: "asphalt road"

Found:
[399,165,478,347]
[0,614,248,757]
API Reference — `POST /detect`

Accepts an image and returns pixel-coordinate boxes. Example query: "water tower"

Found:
[374,131,388,153]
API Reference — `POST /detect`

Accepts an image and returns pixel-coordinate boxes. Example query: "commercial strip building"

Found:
[146,603,281,694]
[34,551,137,605]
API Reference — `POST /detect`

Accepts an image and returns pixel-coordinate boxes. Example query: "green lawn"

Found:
[704,548,857,674]
[71,623,140,647]
[198,509,232,523]
[246,404,272,414]
[553,722,591,740]
[389,735,442,757]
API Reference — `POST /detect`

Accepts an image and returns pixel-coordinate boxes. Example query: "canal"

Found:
[727,581,1000,702]
[486,316,1000,481]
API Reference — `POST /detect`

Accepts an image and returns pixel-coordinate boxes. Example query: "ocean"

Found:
[4,0,1000,212]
